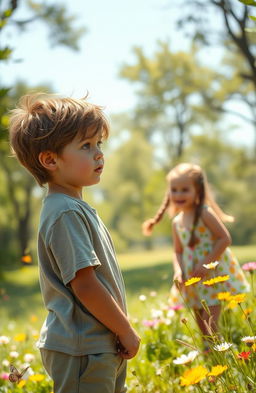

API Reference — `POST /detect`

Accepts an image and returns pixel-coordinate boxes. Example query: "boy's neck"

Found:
[47,182,83,200]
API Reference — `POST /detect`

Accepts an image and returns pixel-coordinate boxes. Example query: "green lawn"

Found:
[1,245,255,331]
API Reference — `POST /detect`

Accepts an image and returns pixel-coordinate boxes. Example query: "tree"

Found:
[120,41,223,161]
[0,1,86,265]
[173,0,256,155]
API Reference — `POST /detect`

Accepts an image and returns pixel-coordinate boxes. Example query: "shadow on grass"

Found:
[122,262,173,294]
[0,278,42,321]
[1,262,173,321]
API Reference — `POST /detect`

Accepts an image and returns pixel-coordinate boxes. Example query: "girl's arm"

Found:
[172,220,184,283]
[193,206,231,276]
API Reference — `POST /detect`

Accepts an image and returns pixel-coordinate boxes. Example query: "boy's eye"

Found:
[81,143,90,150]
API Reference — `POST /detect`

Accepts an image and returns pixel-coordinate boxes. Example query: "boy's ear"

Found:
[38,151,58,172]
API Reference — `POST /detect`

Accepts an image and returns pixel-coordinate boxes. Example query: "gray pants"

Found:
[40,349,127,393]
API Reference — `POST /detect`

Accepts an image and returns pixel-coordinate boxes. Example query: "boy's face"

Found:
[52,130,104,194]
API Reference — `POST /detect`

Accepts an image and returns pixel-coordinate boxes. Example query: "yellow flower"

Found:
[228,293,246,303]
[17,380,26,388]
[242,308,252,319]
[29,374,45,382]
[208,365,228,377]
[185,277,201,286]
[14,333,26,342]
[180,365,208,386]
[217,291,231,300]
[203,275,230,286]
[227,300,238,309]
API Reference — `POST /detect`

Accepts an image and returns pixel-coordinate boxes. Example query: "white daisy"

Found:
[203,261,219,269]
[213,342,233,351]
[0,336,10,345]
[173,350,199,364]
[241,336,256,344]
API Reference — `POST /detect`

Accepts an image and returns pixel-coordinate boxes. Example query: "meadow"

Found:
[0,245,256,392]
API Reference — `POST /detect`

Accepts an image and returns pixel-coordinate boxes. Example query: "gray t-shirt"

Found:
[36,193,127,356]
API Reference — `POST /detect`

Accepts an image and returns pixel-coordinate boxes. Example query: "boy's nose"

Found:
[95,148,103,160]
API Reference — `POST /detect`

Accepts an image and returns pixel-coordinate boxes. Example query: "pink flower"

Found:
[0,372,9,380]
[142,319,159,328]
[169,304,183,311]
[242,262,256,272]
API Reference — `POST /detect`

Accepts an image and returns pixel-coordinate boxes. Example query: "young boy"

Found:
[9,94,140,393]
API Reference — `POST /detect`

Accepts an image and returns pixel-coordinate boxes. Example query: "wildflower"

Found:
[169,304,183,311]
[14,333,26,342]
[173,350,199,365]
[203,261,219,269]
[24,353,35,363]
[242,308,252,319]
[217,292,231,301]
[180,365,208,386]
[9,351,19,358]
[185,277,201,286]
[28,374,45,382]
[30,315,38,323]
[142,319,159,328]
[17,380,26,388]
[151,309,163,319]
[237,351,251,360]
[203,275,230,286]
[149,291,157,297]
[241,336,256,346]
[208,365,228,377]
[0,372,9,380]
[139,294,147,302]
[242,262,256,272]
[0,336,10,345]
[21,255,32,264]
[2,359,10,367]
[228,293,246,303]
[213,342,233,351]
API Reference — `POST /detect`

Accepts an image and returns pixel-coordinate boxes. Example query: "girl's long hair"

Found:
[142,163,234,247]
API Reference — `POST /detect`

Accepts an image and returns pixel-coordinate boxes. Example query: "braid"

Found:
[142,190,170,236]
[188,173,205,248]
[153,190,170,225]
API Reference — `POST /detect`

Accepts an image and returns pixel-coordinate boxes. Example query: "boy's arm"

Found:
[70,266,140,359]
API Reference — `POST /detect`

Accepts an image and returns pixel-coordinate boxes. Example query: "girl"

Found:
[142,163,249,343]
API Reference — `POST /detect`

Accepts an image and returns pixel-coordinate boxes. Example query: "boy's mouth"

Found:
[95,165,103,173]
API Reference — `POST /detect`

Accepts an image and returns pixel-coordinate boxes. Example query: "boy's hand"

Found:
[116,328,141,359]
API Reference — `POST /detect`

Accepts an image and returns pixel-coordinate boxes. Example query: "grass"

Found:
[0,245,256,392]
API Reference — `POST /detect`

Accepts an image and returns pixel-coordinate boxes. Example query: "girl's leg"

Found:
[193,305,221,349]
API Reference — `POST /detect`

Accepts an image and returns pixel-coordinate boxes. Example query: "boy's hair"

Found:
[9,93,109,186]
[143,162,234,246]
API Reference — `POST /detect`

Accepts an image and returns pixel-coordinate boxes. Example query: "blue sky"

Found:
[1,0,254,147]
[2,0,187,113]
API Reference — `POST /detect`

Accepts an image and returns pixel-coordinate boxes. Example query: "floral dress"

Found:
[174,218,250,308]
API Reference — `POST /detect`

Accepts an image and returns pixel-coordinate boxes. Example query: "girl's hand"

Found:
[192,265,207,278]
[142,219,155,236]
[173,270,183,286]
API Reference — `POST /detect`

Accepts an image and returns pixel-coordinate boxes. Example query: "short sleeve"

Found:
[49,211,101,285]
